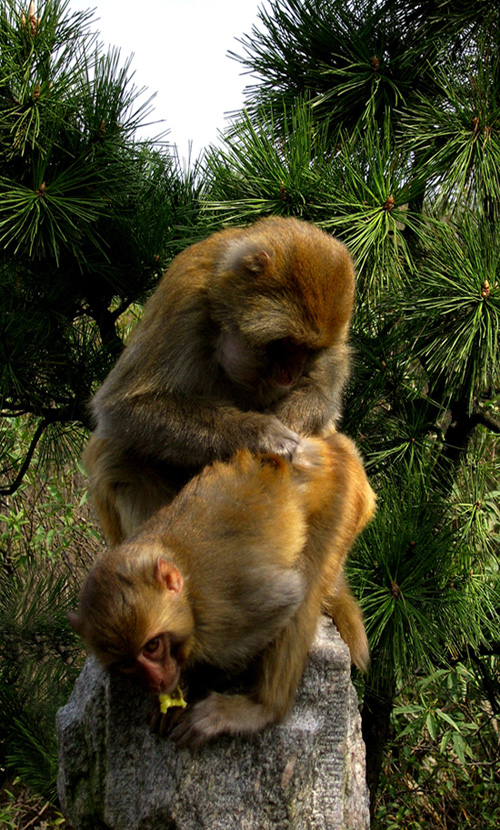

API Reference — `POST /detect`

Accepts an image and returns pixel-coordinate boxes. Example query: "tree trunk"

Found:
[361,679,395,818]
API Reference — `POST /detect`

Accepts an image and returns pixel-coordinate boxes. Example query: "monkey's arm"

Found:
[94,392,300,466]
[168,585,322,747]
[271,345,351,434]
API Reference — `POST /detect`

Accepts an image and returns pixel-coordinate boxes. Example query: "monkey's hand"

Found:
[167,692,273,748]
[166,694,234,748]
[257,417,300,460]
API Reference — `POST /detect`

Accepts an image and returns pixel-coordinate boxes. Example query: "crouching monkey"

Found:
[71,433,375,747]
[83,216,356,546]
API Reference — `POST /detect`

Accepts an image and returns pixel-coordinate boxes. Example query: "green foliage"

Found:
[375,665,500,829]
[349,442,500,684]
[233,0,449,133]
[0,0,499,823]
[0,779,68,827]
[0,0,205,495]
[404,217,500,412]
[204,102,335,223]
[233,0,499,143]
[401,34,500,219]
[321,121,426,298]
[0,417,98,800]
[0,556,85,799]
[214,0,500,821]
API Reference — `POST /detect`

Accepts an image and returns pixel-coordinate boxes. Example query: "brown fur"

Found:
[84,217,355,546]
[73,434,375,745]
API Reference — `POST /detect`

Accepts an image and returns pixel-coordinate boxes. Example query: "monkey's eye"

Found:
[144,636,163,657]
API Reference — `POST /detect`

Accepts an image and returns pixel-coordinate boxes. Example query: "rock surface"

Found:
[57,619,370,829]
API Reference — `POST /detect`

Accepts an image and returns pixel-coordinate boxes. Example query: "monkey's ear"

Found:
[223,239,274,279]
[154,557,183,595]
[68,611,82,634]
[241,249,272,277]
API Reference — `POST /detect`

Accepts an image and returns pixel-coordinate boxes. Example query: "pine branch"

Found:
[473,407,500,434]
[0,419,48,496]
[441,399,500,470]
[0,401,89,496]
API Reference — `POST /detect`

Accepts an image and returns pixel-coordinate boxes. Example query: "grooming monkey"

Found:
[83,216,367,667]
[71,433,376,747]
[84,216,355,545]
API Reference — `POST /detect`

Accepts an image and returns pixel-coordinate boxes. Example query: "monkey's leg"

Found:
[169,588,323,747]
[322,571,369,672]
[83,435,180,543]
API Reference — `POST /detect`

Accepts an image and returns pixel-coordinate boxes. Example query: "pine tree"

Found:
[205,0,500,816]
[0,0,203,495]
[0,0,205,799]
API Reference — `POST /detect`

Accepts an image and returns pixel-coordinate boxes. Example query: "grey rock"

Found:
[57,619,370,829]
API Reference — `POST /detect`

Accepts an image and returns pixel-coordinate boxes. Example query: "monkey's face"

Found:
[70,553,195,695]
[265,337,309,389]
[216,324,312,403]
[111,631,187,695]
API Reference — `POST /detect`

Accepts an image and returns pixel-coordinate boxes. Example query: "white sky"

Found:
[71,0,268,162]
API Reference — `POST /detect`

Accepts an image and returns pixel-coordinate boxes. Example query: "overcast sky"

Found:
[72,0,269,161]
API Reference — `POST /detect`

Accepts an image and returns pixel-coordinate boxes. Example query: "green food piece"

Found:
[159,686,187,714]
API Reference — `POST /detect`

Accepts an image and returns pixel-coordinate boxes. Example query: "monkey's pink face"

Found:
[265,338,309,389]
[217,327,310,394]
[115,632,184,694]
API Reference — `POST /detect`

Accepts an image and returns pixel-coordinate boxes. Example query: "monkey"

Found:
[71,433,376,746]
[83,216,355,547]
[82,216,363,669]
